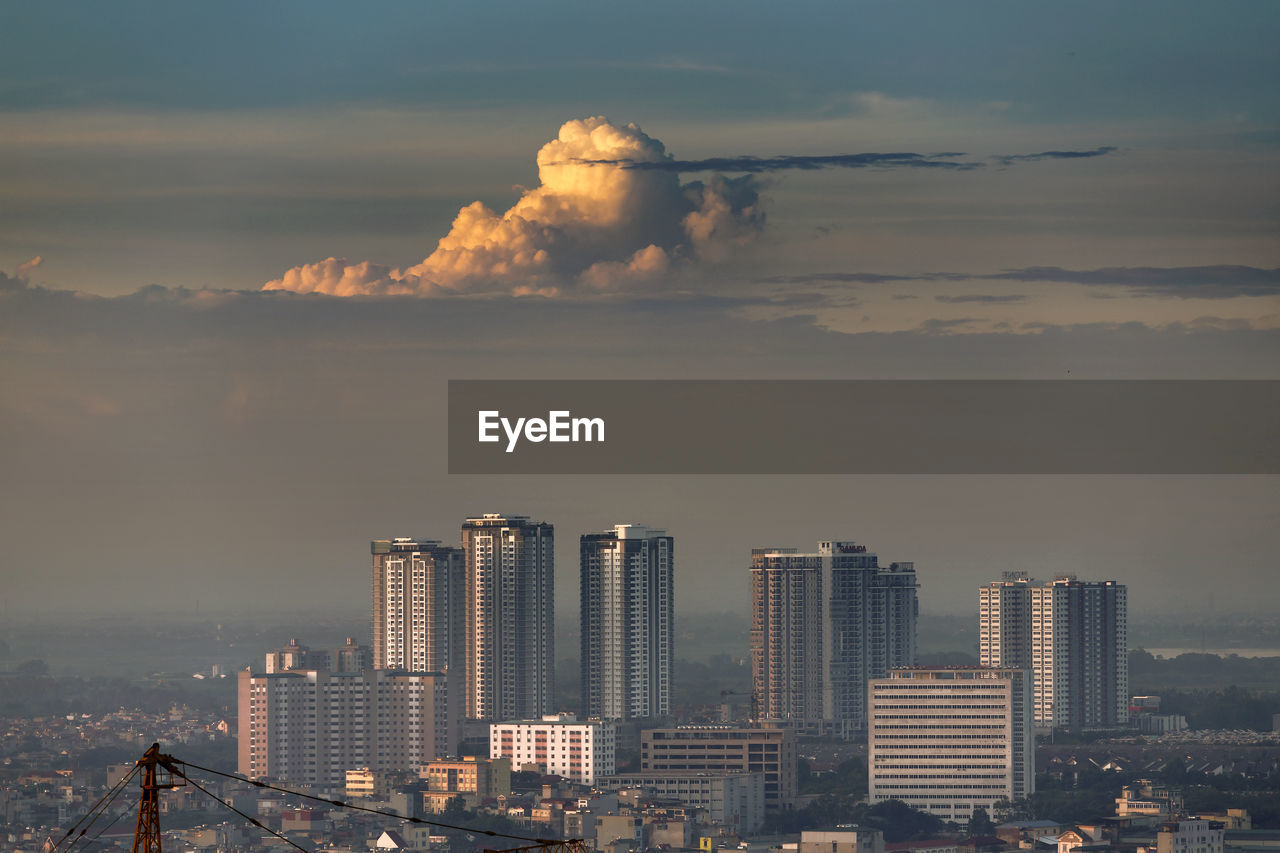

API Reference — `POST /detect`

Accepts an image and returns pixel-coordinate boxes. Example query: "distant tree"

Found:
[799,757,867,798]
[615,748,641,773]
[16,659,48,677]
[510,770,543,792]
[441,795,468,821]
[993,797,1034,823]
[798,757,812,791]
[968,807,996,837]
[862,799,948,841]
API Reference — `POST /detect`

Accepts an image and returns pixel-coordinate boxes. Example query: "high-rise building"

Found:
[868,666,1034,822]
[371,538,465,673]
[237,668,458,788]
[581,524,674,720]
[980,573,1128,729]
[751,540,917,737]
[462,514,555,721]
[751,548,824,730]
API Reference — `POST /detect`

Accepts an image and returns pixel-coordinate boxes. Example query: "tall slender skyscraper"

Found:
[980,573,1128,729]
[580,524,674,720]
[371,538,465,673]
[751,548,824,730]
[462,514,555,721]
[751,540,917,737]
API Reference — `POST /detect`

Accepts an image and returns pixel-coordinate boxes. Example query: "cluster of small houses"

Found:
[2,706,231,774]
[1043,748,1280,780]
[6,768,1280,853]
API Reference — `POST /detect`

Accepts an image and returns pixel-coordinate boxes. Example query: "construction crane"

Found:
[130,743,185,853]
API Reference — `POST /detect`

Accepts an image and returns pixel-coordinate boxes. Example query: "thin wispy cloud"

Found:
[564,151,983,173]
[759,272,916,284]
[936,294,1028,304]
[993,146,1118,165]
[564,147,1118,174]
[985,265,1280,299]
[759,265,1280,301]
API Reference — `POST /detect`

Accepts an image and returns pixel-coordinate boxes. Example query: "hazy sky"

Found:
[1,2,1277,622]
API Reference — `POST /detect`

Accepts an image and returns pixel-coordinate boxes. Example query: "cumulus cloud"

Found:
[262,258,413,297]
[264,117,764,297]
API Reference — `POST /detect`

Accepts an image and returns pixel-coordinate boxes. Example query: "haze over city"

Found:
[2,1,1277,621]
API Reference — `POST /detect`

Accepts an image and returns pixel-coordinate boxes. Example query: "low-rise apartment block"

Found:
[640,725,796,812]
[490,714,615,785]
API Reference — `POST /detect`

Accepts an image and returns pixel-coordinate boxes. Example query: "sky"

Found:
[1,2,1278,624]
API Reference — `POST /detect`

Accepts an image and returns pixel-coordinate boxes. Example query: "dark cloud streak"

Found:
[936,294,1028,304]
[568,152,982,172]
[993,146,1118,165]
[985,265,1280,299]
[564,146,1118,174]
[759,265,1280,300]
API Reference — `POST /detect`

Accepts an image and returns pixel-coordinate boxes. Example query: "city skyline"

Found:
[2,2,1278,849]
[1,495,1272,625]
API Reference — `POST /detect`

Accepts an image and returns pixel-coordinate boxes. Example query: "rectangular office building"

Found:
[868,667,1033,821]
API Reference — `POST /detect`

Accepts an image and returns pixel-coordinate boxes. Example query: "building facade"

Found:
[640,725,796,812]
[1154,820,1226,853]
[980,573,1128,729]
[751,541,918,737]
[237,668,458,788]
[489,714,615,785]
[800,830,886,853]
[868,667,1034,822]
[1116,780,1185,822]
[462,515,555,721]
[371,538,465,673]
[751,548,824,730]
[581,524,674,721]
[419,756,511,812]
[602,771,765,832]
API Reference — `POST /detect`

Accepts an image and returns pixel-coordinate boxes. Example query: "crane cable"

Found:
[48,764,140,853]
[63,796,140,853]
[168,765,312,853]
[176,759,583,846]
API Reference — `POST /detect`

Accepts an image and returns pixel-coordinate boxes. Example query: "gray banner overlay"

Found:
[448,380,1279,474]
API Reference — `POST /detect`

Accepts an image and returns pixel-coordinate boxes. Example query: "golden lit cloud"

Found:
[263,117,762,297]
